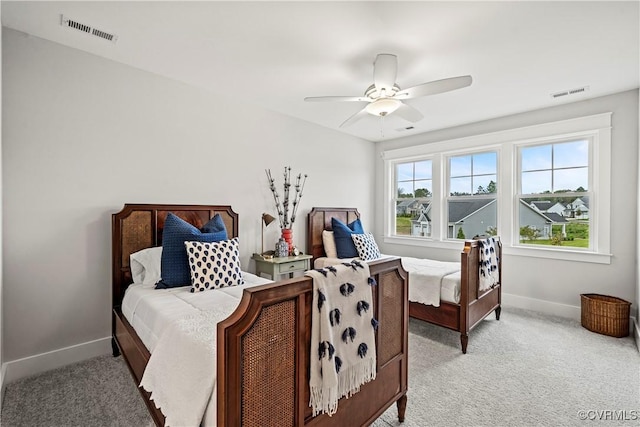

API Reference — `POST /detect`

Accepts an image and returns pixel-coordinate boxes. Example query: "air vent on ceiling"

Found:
[60,15,118,43]
[395,126,415,132]
[551,86,589,99]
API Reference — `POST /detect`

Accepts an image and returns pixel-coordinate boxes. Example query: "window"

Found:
[518,139,591,249]
[382,113,611,264]
[394,160,432,237]
[447,152,498,239]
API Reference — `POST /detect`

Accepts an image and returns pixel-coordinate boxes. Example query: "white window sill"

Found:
[383,236,612,264]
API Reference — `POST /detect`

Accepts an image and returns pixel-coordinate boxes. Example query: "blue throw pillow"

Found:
[202,213,227,234]
[331,217,364,258]
[156,213,229,288]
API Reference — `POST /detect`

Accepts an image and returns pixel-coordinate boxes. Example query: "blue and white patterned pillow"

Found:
[184,238,244,292]
[351,232,381,261]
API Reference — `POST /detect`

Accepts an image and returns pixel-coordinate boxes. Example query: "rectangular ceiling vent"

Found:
[551,86,589,99]
[395,126,415,132]
[60,15,118,43]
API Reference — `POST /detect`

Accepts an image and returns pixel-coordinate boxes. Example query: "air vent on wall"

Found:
[60,15,118,43]
[551,86,589,99]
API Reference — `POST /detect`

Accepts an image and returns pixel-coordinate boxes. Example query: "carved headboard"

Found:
[111,204,239,309]
[306,207,360,266]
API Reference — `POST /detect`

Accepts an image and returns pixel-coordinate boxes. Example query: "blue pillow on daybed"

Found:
[331,217,364,258]
[156,213,228,289]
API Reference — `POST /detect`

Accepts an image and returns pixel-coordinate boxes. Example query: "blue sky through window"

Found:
[521,140,588,194]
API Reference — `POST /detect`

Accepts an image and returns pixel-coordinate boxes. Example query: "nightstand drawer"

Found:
[252,253,312,280]
[277,260,307,273]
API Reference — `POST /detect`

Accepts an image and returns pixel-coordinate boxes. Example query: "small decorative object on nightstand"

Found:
[252,253,312,280]
[275,237,289,258]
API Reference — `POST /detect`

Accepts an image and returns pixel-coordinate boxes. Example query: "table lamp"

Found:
[261,213,276,255]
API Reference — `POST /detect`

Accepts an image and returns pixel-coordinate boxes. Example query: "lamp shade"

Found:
[262,213,276,226]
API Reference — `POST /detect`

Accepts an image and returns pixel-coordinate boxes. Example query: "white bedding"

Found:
[122,272,273,427]
[314,255,461,306]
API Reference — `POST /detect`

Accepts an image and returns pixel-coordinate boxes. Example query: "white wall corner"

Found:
[633,317,639,353]
[3,337,111,385]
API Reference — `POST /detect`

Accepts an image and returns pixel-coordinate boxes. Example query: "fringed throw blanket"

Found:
[305,261,378,417]
[478,237,500,291]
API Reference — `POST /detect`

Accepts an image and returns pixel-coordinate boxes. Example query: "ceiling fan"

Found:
[304,54,472,128]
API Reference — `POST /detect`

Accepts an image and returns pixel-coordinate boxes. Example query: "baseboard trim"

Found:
[1,362,6,408]
[502,292,581,320]
[3,337,111,385]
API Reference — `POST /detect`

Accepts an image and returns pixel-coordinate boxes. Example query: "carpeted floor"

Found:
[2,308,638,426]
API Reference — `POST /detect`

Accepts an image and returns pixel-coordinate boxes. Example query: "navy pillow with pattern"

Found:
[331,217,364,259]
[156,213,228,289]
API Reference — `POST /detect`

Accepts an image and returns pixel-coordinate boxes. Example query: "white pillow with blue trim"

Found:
[351,232,381,261]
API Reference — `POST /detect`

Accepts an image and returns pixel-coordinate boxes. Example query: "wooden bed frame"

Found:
[307,207,502,354]
[112,203,409,426]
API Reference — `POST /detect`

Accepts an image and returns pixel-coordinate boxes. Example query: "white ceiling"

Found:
[2,1,639,142]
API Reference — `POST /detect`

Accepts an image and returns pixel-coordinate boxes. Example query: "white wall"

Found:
[2,29,375,376]
[0,12,4,401]
[375,90,639,319]
[637,91,640,350]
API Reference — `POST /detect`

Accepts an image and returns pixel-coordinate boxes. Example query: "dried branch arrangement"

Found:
[266,167,308,229]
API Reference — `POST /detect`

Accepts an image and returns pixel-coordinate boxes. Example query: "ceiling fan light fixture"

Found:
[365,98,401,116]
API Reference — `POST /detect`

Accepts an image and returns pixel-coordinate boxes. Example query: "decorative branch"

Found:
[266,167,308,229]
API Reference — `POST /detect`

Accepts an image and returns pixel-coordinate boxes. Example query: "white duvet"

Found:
[122,272,272,427]
[314,255,461,307]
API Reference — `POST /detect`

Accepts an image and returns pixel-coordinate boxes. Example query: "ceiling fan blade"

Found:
[395,75,472,99]
[393,102,424,123]
[304,95,369,102]
[339,107,369,128]
[373,54,397,93]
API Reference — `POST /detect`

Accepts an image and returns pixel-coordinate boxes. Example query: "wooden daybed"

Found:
[112,203,409,426]
[307,207,502,354]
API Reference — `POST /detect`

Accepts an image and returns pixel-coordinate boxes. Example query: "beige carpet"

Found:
[2,308,638,427]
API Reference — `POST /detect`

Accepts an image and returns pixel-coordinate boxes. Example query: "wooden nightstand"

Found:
[252,253,312,280]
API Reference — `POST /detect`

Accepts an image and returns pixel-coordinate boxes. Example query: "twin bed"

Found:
[307,207,502,355]
[112,203,501,426]
[112,203,409,427]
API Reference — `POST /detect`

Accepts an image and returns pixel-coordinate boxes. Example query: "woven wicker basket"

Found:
[580,294,631,337]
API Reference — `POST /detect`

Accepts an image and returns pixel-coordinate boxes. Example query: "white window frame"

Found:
[382,113,612,264]
[392,158,434,238]
[445,149,500,241]
[515,135,594,250]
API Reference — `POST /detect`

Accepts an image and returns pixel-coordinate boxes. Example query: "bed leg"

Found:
[460,334,468,354]
[112,337,120,357]
[397,393,407,422]
[495,306,501,320]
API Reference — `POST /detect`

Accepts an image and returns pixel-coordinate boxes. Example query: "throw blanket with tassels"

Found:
[305,261,378,417]
[478,237,500,291]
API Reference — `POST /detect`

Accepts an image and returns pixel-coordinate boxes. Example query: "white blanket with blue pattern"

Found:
[305,261,377,417]
[478,237,500,291]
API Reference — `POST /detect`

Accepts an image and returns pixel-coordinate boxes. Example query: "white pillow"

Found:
[185,238,244,292]
[130,246,163,286]
[351,233,381,261]
[322,230,338,258]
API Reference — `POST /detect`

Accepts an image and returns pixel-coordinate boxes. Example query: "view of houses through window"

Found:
[517,139,590,248]
[394,139,591,249]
